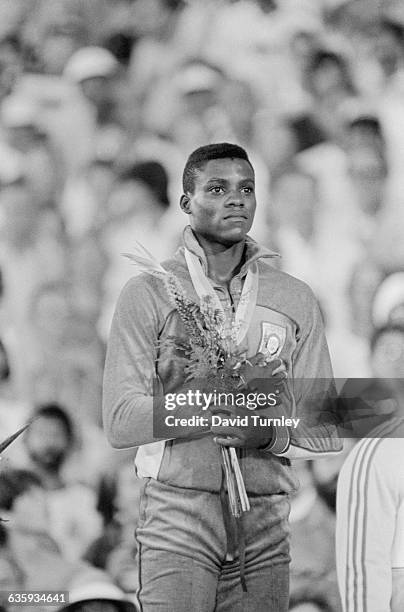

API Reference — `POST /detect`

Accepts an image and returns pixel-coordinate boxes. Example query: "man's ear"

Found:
[180,193,191,214]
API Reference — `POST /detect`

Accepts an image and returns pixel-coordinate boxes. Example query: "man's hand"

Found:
[209,404,273,449]
[207,354,289,448]
[236,354,287,392]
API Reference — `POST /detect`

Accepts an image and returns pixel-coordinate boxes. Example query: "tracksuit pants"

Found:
[135,478,290,612]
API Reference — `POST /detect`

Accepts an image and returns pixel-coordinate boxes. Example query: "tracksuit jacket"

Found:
[103,226,342,495]
[336,418,404,612]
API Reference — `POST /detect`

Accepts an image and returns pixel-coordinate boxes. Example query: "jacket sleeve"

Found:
[274,287,342,458]
[102,276,164,449]
[336,439,400,612]
[102,275,210,449]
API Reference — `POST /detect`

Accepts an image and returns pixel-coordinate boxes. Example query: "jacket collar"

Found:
[182,225,279,278]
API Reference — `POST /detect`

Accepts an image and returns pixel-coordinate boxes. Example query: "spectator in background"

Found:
[85,157,118,231]
[374,19,404,83]
[166,59,233,151]
[304,49,358,143]
[336,322,404,612]
[0,92,62,204]
[23,403,75,489]
[104,462,143,593]
[84,461,142,594]
[99,159,175,338]
[269,168,318,287]
[0,177,67,399]
[370,322,404,382]
[0,467,130,609]
[60,46,126,235]
[289,457,344,612]
[28,279,104,419]
[288,110,390,377]
[347,268,404,349]
[36,23,85,76]
[0,338,30,468]
[344,114,387,218]
[21,0,89,75]
[0,470,40,594]
[22,403,103,562]
[64,46,120,126]
[0,35,23,102]
[290,27,322,82]
[127,0,186,105]
[374,19,404,257]
[83,475,121,573]
[63,45,125,159]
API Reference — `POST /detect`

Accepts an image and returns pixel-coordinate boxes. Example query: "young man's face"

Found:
[182,157,256,247]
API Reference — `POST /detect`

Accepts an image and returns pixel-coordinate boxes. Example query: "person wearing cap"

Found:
[103,143,341,611]
[57,579,136,612]
[63,46,119,117]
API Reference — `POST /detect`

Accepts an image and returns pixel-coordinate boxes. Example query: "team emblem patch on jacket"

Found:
[258,322,286,358]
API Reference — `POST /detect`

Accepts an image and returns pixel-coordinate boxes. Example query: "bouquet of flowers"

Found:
[124,244,251,517]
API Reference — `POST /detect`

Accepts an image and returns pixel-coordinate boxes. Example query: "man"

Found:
[0,467,135,612]
[336,322,404,612]
[103,143,341,611]
[23,403,102,561]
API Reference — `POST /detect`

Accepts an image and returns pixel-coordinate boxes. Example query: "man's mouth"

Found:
[224,213,248,220]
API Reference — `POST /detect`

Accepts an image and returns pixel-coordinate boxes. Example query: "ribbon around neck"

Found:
[184,247,258,347]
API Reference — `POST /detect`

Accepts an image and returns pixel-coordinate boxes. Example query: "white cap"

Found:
[60,580,136,611]
[372,273,404,327]
[176,64,221,95]
[1,94,38,128]
[64,46,118,83]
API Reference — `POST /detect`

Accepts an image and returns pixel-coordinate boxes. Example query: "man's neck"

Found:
[194,234,246,286]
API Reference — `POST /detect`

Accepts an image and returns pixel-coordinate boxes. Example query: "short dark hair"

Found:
[306,49,356,95]
[380,19,404,46]
[118,160,170,207]
[162,0,185,10]
[32,403,75,443]
[182,142,253,194]
[308,49,345,72]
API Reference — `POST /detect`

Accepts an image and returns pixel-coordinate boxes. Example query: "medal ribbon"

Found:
[184,247,258,346]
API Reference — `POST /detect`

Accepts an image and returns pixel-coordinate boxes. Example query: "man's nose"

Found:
[225,191,244,206]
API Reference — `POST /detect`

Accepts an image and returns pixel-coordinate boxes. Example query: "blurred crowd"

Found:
[1,0,404,610]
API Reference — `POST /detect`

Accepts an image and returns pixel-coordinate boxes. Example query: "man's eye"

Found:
[241,187,254,194]
[209,186,224,194]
